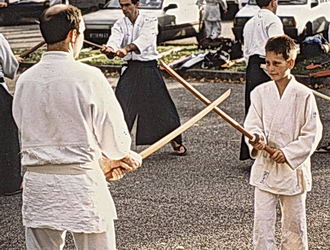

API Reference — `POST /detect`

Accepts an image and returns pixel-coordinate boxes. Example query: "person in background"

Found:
[245,35,322,250]
[239,0,284,161]
[0,31,23,196]
[49,0,69,6]
[0,0,7,8]
[196,0,228,41]
[13,4,140,249]
[101,0,187,156]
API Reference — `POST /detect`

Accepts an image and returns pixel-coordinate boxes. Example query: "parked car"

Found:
[232,0,330,43]
[83,0,201,45]
[0,0,48,26]
[69,0,107,13]
[0,0,105,26]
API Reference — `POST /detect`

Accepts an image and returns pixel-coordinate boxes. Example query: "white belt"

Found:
[206,2,219,6]
[25,162,100,175]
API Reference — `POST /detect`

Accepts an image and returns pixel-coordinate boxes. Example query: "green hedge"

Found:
[14,45,330,76]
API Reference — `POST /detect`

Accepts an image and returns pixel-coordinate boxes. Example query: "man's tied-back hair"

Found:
[256,0,273,8]
[265,35,297,60]
[131,0,139,4]
[39,5,81,44]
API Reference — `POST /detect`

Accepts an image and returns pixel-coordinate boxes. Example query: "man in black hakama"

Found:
[0,32,22,195]
[101,0,186,155]
[0,84,22,195]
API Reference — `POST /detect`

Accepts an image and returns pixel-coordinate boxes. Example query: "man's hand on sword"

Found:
[100,45,116,59]
[100,154,141,181]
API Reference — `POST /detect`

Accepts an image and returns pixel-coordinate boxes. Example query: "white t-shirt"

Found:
[243,9,284,62]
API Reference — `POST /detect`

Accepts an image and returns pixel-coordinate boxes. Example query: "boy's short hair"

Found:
[256,0,273,8]
[39,5,81,45]
[265,35,297,60]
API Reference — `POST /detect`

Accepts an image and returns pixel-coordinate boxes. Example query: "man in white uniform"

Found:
[101,0,187,156]
[196,0,227,40]
[244,35,323,250]
[13,4,141,249]
[239,0,284,160]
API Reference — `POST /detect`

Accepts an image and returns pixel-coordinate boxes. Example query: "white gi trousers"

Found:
[253,188,308,250]
[25,223,116,250]
[204,20,221,39]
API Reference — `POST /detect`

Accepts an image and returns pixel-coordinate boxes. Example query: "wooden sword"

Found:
[102,89,232,179]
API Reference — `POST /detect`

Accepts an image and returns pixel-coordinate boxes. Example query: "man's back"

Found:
[13,51,131,166]
[243,9,283,60]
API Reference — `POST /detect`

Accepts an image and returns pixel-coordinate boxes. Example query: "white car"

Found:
[232,0,330,42]
[83,0,201,45]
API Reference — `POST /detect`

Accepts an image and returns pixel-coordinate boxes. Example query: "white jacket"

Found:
[13,51,132,167]
[244,76,323,195]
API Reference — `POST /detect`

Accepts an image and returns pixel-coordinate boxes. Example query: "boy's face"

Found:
[265,51,294,83]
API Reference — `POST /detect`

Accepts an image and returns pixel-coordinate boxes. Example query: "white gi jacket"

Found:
[243,9,284,62]
[196,0,227,21]
[106,14,158,61]
[0,33,19,80]
[13,51,134,233]
[13,52,131,165]
[244,76,323,195]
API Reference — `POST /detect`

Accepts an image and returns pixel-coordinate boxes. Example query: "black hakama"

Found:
[0,85,22,195]
[240,55,271,161]
[115,60,182,145]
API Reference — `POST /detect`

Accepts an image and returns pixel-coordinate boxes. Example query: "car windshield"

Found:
[105,0,163,9]
[13,0,47,3]
[248,0,307,5]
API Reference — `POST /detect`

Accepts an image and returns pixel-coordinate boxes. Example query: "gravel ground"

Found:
[0,78,329,250]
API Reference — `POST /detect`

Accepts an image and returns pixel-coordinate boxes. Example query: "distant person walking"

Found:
[0,32,23,196]
[101,0,187,156]
[196,0,228,41]
[239,0,284,161]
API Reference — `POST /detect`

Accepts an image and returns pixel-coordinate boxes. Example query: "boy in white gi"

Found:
[13,4,141,250]
[244,35,323,250]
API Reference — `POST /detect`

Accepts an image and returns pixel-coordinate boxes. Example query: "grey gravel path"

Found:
[0,79,329,250]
